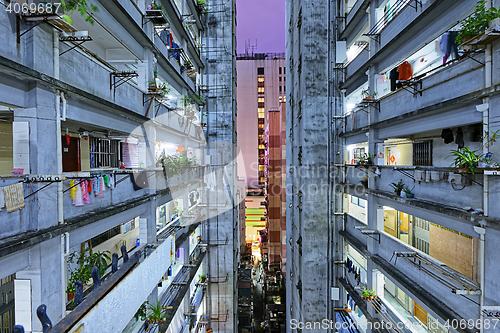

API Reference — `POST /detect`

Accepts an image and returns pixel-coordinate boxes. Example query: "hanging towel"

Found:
[108,174,115,189]
[87,179,92,193]
[81,179,90,204]
[431,171,440,181]
[425,171,431,182]
[99,177,105,197]
[438,32,449,54]
[414,170,424,182]
[441,128,454,144]
[93,177,99,197]
[70,180,77,200]
[103,175,109,187]
[2,183,25,212]
[0,188,4,211]
[74,182,83,206]
[361,269,366,285]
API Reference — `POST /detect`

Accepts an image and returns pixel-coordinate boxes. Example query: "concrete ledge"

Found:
[340,84,500,138]
[338,277,390,333]
[368,188,500,231]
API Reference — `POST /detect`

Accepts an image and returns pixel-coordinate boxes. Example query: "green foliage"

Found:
[403,185,414,195]
[156,152,198,177]
[179,95,194,108]
[390,179,405,194]
[151,0,164,11]
[196,0,208,13]
[456,0,500,44]
[447,147,484,174]
[66,249,110,294]
[147,300,166,322]
[61,0,99,25]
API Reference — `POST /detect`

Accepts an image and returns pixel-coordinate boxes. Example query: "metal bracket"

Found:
[110,71,138,97]
[358,99,380,112]
[399,79,423,97]
[363,33,380,44]
[407,0,423,11]
[142,10,169,26]
[59,35,92,56]
[395,168,416,182]
[17,14,58,44]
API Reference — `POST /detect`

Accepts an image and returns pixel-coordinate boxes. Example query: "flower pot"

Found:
[67,292,75,301]
[406,193,414,198]
[396,190,402,196]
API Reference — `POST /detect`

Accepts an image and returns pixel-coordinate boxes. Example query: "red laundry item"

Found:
[65,134,70,145]
[87,179,92,193]
[120,162,126,169]
[397,61,413,80]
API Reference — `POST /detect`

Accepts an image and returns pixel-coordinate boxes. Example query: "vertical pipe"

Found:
[54,28,65,319]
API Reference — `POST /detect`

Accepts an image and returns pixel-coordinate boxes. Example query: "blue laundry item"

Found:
[171,41,181,62]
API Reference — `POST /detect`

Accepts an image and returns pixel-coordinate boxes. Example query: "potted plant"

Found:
[361,89,378,101]
[363,152,375,165]
[390,179,405,196]
[134,301,148,321]
[456,0,500,45]
[199,273,207,283]
[196,0,208,13]
[369,289,377,299]
[447,147,484,174]
[149,66,159,91]
[403,185,414,198]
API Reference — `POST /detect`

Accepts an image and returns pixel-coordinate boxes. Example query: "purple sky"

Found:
[236,0,286,55]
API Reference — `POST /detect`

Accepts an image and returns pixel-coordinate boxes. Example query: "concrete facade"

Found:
[0,0,237,332]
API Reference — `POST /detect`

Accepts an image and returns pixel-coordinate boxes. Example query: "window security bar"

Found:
[391,251,480,295]
[368,297,413,333]
[365,0,417,37]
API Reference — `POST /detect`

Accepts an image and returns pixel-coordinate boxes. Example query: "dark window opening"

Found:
[413,141,433,166]
[257,67,264,75]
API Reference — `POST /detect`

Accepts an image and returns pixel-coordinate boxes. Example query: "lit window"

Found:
[258,87,265,93]
[258,77,265,82]
[258,113,265,118]
[259,165,265,171]
[258,108,265,113]
[258,97,265,103]
[259,144,265,149]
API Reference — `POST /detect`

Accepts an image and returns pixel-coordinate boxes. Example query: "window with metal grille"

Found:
[257,67,264,75]
[413,141,432,166]
[89,137,120,168]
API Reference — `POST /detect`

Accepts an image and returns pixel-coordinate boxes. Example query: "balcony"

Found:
[377,56,485,127]
[51,234,177,333]
[374,165,483,212]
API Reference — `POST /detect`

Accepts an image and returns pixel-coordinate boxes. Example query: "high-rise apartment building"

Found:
[265,103,287,274]
[287,0,500,332]
[0,0,237,332]
[236,53,286,189]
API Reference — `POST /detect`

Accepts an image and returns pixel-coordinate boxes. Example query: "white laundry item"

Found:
[73,183,84,206]
[108,174,115,189]
[414,170,424,181]
[0,189,4,211]
[361,269,366,285]
[431,171,440,181]
[425,170,431,182]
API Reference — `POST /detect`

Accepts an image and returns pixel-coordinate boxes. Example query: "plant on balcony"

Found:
[361,287,376,299]
[403,185,415,198]
[148,0,164,11]
[199,273,207,283]
[61,0,99,25]
[66,250,111,297]
[196,0,208,13]
[390,179,405,196]
[447,147,484,174]
[358,152,375,165]
[134,301,148,321]
[361,88,378,101]
[156,152,198,177]
[456,0,500,44]
[147,300,166,323]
